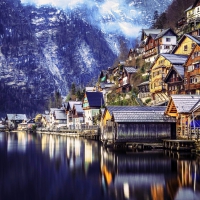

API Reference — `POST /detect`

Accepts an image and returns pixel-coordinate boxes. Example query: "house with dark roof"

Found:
[102,105,176,142]
[83,91,104,125]
[184,43,200,94]
[165,94,200,138]
[149,53,188,105]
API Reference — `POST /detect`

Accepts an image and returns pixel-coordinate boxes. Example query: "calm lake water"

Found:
[0,131,200,200]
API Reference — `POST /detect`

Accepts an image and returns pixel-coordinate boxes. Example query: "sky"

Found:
[21,0,144,38]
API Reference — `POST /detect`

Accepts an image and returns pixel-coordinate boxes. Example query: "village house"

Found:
[184,43,200,94]
[165,94,200,139]
[149,53,188,105]
[137,81,151,104]
[172,34,200,55]
[83,91,104,126]
[71,104,84,129]
[143,33,158,62]
[64,101,82,128]
[164,65,185,96]
[49,108,67,128]
[102,105,176,143]
[116,66,137,94]
[143,28,177,63]
[5,114,27,129]
[155,28,177,54]
[185,0,200,27]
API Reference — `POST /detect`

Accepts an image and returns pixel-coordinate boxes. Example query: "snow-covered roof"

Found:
[112,110,175,123]
[6,114,27,121]
[137,81,149,87]
[124,67,137,73]
[74,104,83,113]
[54,110,67,120]
[161,54,188,65]
[170,95,200,113]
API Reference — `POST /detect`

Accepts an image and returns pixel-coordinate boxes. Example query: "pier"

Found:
[163,139,196,151]
[36,126,100,140]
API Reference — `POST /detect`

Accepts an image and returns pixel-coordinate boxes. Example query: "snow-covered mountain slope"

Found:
[0,0,172,115]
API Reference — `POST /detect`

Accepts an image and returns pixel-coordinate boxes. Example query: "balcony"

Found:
[142,48,158,59]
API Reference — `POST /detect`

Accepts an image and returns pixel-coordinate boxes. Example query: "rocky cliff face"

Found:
[0,0,172,116]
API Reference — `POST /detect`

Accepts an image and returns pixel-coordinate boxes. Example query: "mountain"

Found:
[0,0,172,116]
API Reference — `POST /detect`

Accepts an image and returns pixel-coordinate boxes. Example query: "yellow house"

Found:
[150,54,188,105]
[172,34,200,55]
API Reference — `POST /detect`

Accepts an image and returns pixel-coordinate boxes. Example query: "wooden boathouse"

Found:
[102,106,176,149]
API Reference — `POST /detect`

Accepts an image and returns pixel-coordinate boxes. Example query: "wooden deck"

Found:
[163,139,196,151]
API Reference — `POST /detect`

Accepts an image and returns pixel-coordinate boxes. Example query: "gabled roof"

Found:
[142,29,162,39]
[155,28,177,40]
[124,67,137,74]
[161,54,188,65]
[86,91,104,107]
[106,106,166,116]
[6,114,27,121]
[112,110,175,123]
[168,95,200,113]
[185,0,200,12]
[150,54,188,70]
[65,101,82,111]
[54,110,67,120]
[172,34,200,53]
[164,65,184,82]
[146,34,158,44]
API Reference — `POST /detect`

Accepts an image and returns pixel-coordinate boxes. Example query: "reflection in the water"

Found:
[100,147,200,200]
[0,131,200,200]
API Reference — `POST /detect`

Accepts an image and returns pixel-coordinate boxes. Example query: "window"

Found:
[192,43,195,49]
[188,65,194,71]
[164,45,170,49]
[184,45,188,51]
[184,78,187,85]
[166,38,171,42]
[169,86,171,91]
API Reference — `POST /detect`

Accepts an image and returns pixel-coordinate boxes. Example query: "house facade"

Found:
[6,114,27,129]
[184,44,200,94]
[65,101,82,128]
[149,54,188,105]
[116,67,137,93]
[165,94,200,138]
[185,0,200,25]
[154,28,177,54]
[164,65,185,96]
[172,34,200,55]
[72,104,84,129]
[83,92,104,126]
[103,107,176,142]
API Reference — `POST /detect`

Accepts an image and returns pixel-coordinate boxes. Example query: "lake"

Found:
[0,131,200,200]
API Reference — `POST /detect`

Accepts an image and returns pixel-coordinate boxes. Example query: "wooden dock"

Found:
[163,139,196,151]
[36,127,100,140]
